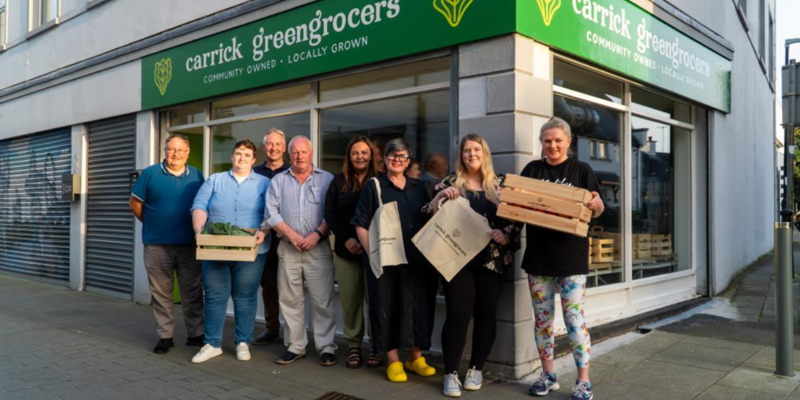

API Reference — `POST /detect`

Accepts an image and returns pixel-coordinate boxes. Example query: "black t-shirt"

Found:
[520,158,601,277]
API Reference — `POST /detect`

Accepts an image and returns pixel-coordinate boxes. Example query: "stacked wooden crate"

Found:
[588,237,615,270]
[651,234,673,257]
[497,174,593,237]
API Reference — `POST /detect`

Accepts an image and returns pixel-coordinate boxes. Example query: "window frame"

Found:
[552,54,697,292]
[28,0,59,32]
[0,0,7,47]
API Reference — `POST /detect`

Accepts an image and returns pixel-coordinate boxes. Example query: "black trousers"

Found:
[259,240,280,331]
[441,263,503,373]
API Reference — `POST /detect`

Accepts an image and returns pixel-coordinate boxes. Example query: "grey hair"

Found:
[164,133,190,149]
[539,117,572,141]
[262,127,286,145]
[287,135,311,152]
[384,138,411,157]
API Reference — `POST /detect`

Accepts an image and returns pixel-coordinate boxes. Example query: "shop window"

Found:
[169,105,205,127]
[0,0,6,45]
[210,113,310,173]
[631,116,691,280]
[320,91,450,174]
[30,0,57,30]
[554,59,623,103]
[160,111,205,174]
[554,95,624,288]
[212,84,310,120]
[320,58,450,103]
[631,86,691,124]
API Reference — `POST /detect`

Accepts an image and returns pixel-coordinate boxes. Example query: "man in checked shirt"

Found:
[264,135,338,367]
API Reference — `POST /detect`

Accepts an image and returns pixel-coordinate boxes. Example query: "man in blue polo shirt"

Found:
[129,134,205,355]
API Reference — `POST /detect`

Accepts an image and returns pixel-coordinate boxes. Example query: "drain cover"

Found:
[313,392,365,400]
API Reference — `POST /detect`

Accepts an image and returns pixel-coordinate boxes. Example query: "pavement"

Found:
[0,245,800,400]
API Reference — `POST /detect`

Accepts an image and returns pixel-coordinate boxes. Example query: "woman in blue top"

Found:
[189,140,270,364]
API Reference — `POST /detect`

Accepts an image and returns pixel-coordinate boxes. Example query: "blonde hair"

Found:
[453,133,499,202]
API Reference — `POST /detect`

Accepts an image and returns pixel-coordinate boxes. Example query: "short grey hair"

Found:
[164,134,190,149]
[540,117,572,141]
[287,135,312,152]
[262,128,286,145]
[384,138,411,157]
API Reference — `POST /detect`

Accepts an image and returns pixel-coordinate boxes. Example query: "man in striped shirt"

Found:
[264,135,337,367]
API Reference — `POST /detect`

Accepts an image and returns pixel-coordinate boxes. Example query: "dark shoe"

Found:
[153,338,174,354]
[367,349,383,368]
[185,335,205,347]
[320,352,337,367]
[276,350,305,365]
[252,329,280,346]
[346,348,362,369]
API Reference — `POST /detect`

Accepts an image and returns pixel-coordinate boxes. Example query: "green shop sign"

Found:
[142,0,515,109]
[518,0,731,112]
[142,0,731,113]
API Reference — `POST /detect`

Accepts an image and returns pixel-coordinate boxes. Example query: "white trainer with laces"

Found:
[192,344,223,363]
[443,371,462,397]
[236,342,251,361]
[463,366,483,390]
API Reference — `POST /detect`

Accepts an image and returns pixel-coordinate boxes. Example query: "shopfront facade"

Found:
[0,0,776,378]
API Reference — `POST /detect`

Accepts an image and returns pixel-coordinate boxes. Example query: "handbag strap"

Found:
[372,177,383,206]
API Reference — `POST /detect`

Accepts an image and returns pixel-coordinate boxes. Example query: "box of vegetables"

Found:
[196,223,259,262]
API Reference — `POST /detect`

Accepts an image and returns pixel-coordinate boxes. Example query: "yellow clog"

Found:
[404,356,436,377]
[387,361,408,382]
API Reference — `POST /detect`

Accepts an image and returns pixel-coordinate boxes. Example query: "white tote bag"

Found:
[412,196,493,282]
[368,178,408,279]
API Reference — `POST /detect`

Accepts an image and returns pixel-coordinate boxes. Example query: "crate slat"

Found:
[504,174,592,204]
[500,189,592,222]
[498,203,588,237]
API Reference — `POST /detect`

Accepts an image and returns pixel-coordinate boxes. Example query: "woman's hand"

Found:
[491,229,509,246]
[587,191,605,217]
[345,238,363,255]
[429,187,460,213]
[256,230,267,245]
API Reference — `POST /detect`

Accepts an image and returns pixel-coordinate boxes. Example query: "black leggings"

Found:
[441,263,503,372]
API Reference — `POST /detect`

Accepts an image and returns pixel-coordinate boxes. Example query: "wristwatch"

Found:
[314,229,325,238]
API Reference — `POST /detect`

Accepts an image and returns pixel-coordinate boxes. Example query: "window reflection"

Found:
[554,95,624,288]
[320,58,450,103]
[321,91,450,177]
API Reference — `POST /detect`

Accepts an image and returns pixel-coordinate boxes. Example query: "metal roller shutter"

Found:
[86,116,136,296]
[0,129,72,281]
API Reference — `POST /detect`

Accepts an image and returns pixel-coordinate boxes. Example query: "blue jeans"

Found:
[202,253,267,348]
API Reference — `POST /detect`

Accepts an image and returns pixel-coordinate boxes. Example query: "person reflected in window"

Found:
[522,117,604,400]
[407,160,422,179]
[324,135,382,369]
[426,133,520,397]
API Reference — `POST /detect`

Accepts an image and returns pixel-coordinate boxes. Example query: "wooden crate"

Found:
[498,174,592,237]
[590,238,615,263]
[650,234,672,256]
[196,229,258,262]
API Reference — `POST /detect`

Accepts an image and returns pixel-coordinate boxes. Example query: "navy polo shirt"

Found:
[131,161,205,245]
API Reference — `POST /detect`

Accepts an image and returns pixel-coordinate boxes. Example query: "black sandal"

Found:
[367,350,383,368]
[346,348,362,369]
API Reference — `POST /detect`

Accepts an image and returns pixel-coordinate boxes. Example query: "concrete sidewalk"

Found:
[1,248,800,400]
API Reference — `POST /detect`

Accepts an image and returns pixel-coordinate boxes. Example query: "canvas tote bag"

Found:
[368,178,407,279]
[412,196,493,282]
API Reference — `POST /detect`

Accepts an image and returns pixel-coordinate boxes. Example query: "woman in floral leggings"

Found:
[519,117,605,400]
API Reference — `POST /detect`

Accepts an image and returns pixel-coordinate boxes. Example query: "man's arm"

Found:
[129,196,144,222]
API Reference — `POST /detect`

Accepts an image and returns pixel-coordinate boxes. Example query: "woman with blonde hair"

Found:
[428,133,520,397]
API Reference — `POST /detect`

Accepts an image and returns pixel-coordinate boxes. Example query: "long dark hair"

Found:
[342,135,378,192]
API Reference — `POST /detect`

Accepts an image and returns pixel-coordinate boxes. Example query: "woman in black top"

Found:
[324,135,379,369]
[427,134,520,398]
[351,138,437,383]
[523,117,604,400]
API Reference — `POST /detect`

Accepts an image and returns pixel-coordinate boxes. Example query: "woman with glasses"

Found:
[351,138,437,383]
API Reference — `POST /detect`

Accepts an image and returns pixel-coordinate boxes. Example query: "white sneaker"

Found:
[443,371,462,397]
[463,366,483,390]
[236,342,251,361]
[191,344,222,363]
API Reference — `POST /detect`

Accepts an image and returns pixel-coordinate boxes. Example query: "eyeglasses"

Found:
[386,153,410,162]
[166,148,189,155]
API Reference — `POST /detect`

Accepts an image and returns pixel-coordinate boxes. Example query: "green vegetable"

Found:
[201,222,254,250]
